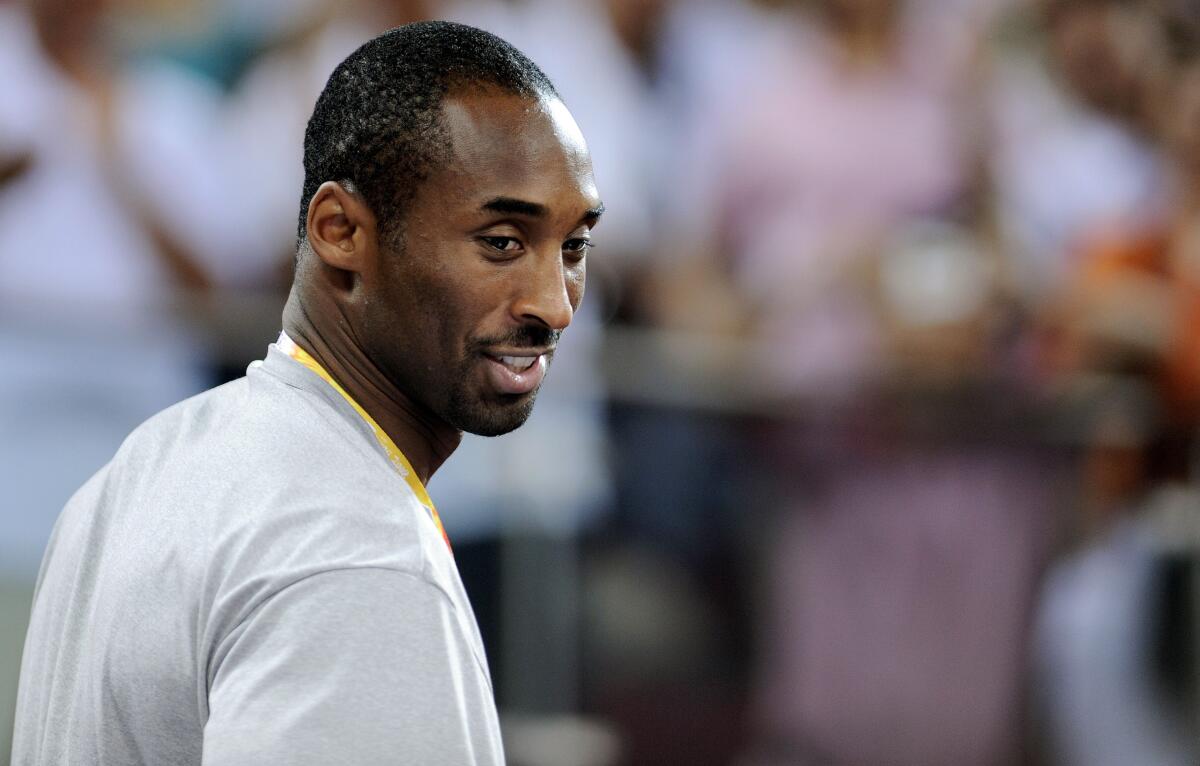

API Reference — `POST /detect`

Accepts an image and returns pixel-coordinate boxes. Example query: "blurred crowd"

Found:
[3,0,1200,763]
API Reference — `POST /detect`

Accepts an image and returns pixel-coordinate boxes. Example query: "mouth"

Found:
[492,354,539,372]
[481,348,552,396]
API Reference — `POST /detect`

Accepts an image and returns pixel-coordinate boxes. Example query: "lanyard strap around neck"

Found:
[277,333,452,553]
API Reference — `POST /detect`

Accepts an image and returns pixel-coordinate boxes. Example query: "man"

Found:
[12,21,602,765]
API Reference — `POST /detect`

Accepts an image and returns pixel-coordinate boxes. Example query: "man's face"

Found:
[360,89,602,437]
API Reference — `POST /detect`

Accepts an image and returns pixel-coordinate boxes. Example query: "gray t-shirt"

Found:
[12,343,505,765]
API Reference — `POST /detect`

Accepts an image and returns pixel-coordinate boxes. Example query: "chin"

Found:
[447,392,538,437]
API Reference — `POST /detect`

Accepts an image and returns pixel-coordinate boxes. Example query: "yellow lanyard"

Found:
[277,334,452,553]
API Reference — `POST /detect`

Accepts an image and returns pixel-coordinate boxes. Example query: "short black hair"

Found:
[298,21,558,247]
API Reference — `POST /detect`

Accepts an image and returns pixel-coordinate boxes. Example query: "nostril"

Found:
[514,278,574,330]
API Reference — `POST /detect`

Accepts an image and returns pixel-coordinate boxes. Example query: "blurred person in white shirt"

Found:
[985,0,1170,305]
[0,0,262,577]
[0,0,269,753]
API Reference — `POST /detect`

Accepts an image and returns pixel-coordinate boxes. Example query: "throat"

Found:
[281,299,461,484]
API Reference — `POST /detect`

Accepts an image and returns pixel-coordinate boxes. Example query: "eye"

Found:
[480,236,522,254]
[562,238,593,261]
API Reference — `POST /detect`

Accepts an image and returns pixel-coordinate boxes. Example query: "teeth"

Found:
[499,355,537,370]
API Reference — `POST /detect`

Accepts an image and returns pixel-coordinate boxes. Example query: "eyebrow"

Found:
[482,196,547,218]
[481,196,606,224]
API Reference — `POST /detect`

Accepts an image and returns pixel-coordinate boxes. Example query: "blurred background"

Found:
[3,0,1200,763]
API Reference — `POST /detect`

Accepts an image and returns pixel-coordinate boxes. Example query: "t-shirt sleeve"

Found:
[202,567,503,765]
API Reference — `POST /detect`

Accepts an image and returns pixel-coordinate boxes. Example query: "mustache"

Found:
[471,325,561,352]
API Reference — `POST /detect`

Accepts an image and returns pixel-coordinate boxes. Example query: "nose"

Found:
[512,252,575,331]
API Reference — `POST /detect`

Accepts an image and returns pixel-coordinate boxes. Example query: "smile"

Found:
[481,351,549,395]
[495,355,537,372]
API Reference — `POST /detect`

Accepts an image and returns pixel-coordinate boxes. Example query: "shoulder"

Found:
[105,363,447,624]
[113,360,382,491]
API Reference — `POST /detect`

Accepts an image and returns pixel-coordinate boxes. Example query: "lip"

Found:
[483,346,555,358]
[481,351,549,396]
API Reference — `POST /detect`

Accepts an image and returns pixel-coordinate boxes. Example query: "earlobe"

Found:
[305,180,377,273]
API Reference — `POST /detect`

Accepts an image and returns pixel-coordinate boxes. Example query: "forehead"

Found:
[426,90,599,212]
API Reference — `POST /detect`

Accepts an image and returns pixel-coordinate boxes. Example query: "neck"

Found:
[281,287,461,485]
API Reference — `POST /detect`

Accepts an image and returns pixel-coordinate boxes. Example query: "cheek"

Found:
[420,274,500,352]
[369,271,455,366]
[567,264,586,311]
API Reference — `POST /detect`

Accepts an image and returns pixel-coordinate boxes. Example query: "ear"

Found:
[304,180,378,273]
